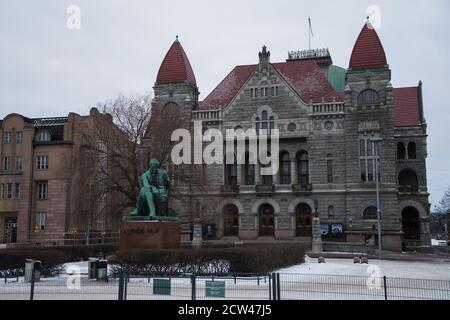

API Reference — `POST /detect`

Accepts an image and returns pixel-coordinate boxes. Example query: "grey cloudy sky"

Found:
[1,0,449,207]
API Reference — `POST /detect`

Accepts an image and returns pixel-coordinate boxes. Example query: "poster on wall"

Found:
[320,224,329,236]
[331,224,343,235]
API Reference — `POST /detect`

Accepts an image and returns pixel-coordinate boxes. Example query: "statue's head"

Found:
[149,159,160,170]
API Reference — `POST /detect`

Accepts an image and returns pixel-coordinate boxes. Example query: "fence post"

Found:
[276,273,281,300]
[271,273,277,300]
[29,264,35,301]
[124,274,128,300]
[118,271,124,301]
[191,274,196,301]
[268,274,272,300]
[383,276,387,300]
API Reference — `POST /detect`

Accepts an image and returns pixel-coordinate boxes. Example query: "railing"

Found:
[192,110,222,121]
[399,185,419,193]
[12,232,120,247]
[220,185,240,194]
[292,184,313,192]
[255,184,275,194]
[2,270,449,300]
[310,102,345,115]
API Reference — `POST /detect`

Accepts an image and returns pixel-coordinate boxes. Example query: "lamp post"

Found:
[372,138,383,260]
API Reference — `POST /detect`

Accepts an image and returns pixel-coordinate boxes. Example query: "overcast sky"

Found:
[1,0,449,207]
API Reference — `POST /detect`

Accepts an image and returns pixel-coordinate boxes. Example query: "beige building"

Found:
[0,108,121,244]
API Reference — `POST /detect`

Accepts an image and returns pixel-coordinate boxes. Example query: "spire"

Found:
[349,22,387,69]
[259,45,270,64]
[156,39,197,87]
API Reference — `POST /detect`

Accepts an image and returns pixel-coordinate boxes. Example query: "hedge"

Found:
[0,244,118,277]
[110,243,304,274]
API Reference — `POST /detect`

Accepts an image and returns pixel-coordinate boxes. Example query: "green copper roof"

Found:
[327,65,346,92]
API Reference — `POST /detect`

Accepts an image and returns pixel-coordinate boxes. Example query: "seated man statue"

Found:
[130,159,171,217]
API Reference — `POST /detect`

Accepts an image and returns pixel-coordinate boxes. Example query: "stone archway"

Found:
[401,207,420,240]
[223,204,239,237]
[258,204,275,237]
[295,203,312,237]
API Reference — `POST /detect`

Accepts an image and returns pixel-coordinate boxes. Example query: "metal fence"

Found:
[1,270,449,300]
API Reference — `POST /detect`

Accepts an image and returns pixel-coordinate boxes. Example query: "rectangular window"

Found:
[36,155,49,170]
[4,132,11,144]
[15,183,21,199]
[36,212,47,231]
[15,156,22,171]
[37,182,48,200]
[271,87,275,96]
[367,159,374,181]
[359,138,381,183]
[360,159,366,182]
[16,131,23,144]
[3,156,11,171]
[275,86,279,96]
[327,159,333,183]
[0,183,4,199]
[6,183,13,199]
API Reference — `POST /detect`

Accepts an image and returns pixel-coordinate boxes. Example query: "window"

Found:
[226,156,237,187]
[15,156,22,171]
[261,87,269,97]
[251,88,258,98]
[244,153,255,185]
[0,183,4,199]
[36,131,51,142]
[36,212,47,231]
[357,89,380,106]
[6,183,13,199]
[408,142,417,159]
[328,206,335,219]
[359,138,381,182]
[3,156,10,171]
[397,142,406,160]
[279,152,291,185]
[37,155,49,170]
[16,131,23,144]
[15,183,20,199]
[327,154,333,183]
[363,206,378,220]
[37,182,48,200]
[255,110,275,135]
[4,132,11,144]
[260,153,273,186]
[399,169,418,192]
[270,86,279,97]
[297,151,309,187]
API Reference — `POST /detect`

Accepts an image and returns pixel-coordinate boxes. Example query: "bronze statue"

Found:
[130,159,171,218]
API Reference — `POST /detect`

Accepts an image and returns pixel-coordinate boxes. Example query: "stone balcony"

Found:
[255,184,275,195]
[292,183,313,193]
[220,185,240,195]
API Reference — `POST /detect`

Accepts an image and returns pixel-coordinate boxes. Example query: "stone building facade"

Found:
[0,108,122,244]
[146,22,431,252]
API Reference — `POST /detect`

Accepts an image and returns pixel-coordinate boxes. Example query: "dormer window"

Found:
[36,130,51,142]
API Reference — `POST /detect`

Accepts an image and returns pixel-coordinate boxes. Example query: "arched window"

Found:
[408,142,417,160]
[226,155,237,186]
[223,204,239,236]
[295,203,312,236]
[357,89,380,106]
[279,152,291,185]
[36,130,51,142]
[363,206,378,220]
[244,152,255,185]
[297,151,309,188]
[328,206,335,219]
[255,110,275,135]
[327,154,333,183]
[399,169,418,192]
[260,153,273,186]
[397,143,406,160]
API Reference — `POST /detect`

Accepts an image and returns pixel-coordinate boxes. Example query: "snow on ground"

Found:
[276,255,450,280]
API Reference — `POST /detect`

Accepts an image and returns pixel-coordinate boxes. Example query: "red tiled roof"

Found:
[393,87,421,127]
[273,60,342,103]
[200,65,256,110]
[199,60,342,110]
[349,23,387,69]
[156,40,197,87]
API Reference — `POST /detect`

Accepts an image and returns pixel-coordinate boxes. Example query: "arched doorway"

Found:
[259,204,275,236]
[295,203,312,237]
[402,207,420,240]
[223,204,239,236]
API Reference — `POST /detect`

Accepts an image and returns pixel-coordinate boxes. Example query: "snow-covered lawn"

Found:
[277,256,450,280]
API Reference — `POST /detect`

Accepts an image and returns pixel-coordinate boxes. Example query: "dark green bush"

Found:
[110,243,304,274]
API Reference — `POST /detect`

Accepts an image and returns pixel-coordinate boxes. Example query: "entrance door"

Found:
[4,217,17,243]
[296,204,312,237]
[402,207,420,240]
[259,204,275,237]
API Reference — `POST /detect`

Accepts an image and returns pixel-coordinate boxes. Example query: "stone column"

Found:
[311,217,323,253]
